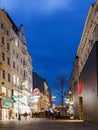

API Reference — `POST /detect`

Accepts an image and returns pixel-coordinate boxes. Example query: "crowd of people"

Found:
[20,107,73,120]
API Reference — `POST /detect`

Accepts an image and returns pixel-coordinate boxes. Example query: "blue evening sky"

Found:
[0,0,95,99]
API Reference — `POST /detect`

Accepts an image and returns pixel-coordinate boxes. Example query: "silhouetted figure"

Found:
[24,112,28,120]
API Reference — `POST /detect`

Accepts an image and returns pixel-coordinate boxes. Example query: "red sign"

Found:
[78,83,83,94]
[0,93,2,100]
[33,88,40,95]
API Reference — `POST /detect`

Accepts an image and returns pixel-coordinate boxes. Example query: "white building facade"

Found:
[0,9,33,120]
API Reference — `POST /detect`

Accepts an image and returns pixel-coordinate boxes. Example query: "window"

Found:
[15,39,18,46]
[2,37,5,44]
[7,30,9,36]
[17,77,19,86]
[25,61,27,66]
[1,23,4,29]
[8,73,10,82]
[13,62,15,69]
[7,57,10,65]
[17,65,19,72]
[16,53,18,59]
[8,90,11,98]
[13,75,16,84]
[2,70,5,79]
[13,50,15,56]
[23,60,25,65]
[24,70,26,77]
[2,52,5,61]
[7,43,10,50]
[2,86,6,96]
[21,58,22,63]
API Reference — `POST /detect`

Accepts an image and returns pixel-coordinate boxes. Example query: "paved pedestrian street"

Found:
[0,119,98,130]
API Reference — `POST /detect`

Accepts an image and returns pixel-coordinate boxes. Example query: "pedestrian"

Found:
[24,112,28,120]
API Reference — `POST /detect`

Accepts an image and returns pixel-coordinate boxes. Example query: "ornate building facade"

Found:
[70,0,98,122]
[0,9,33,120]
[32,72,51,113]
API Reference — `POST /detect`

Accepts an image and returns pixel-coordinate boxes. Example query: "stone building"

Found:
[31,72,51,112]
[0,9,33,120]
[70,0,98,122]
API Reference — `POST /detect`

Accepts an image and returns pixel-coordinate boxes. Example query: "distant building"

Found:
[0,9,33,120]
[32,72,51,112]
[70,0,98,122]
[33,72,44,92]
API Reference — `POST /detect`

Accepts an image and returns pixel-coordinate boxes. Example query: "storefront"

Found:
[1,97,13,120]
[12,91,31,118]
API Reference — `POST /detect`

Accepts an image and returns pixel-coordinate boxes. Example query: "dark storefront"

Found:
[78,42,98,122]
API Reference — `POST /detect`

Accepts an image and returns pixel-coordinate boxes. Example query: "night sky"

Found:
[0,0,95,103]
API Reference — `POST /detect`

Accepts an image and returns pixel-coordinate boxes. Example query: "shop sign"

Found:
[78,83,83,94]
[0,93,2,100]
[3,101,13,107]
[33,88,40,95]
[12,95,23,98]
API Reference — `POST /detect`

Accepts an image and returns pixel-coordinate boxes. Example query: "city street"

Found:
[0,119,98,130]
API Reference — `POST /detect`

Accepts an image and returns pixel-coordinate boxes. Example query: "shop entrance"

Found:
[2,108,9,120]
[79,96,83,120]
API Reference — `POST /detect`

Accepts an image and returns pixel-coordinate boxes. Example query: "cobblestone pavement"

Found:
[0,118,98,130]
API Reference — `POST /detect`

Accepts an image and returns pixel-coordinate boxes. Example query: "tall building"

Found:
[70,0,98,122]
[0,9,33,120]
[32,72,51,112]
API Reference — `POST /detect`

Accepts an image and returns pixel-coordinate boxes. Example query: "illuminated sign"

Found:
[12,95,23,98]
[33,88,40,95]
[3,101,13,107]
[78,83,83,94]
[0,93,2,100]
